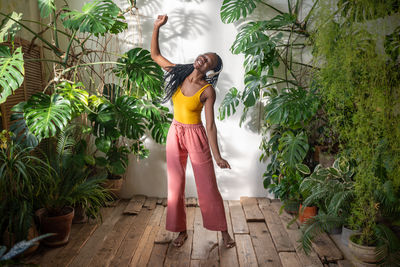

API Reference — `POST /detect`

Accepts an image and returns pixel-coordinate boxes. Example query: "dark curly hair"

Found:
[161,53,223,103]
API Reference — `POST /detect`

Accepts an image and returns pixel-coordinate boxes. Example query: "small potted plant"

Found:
[35,131,112,246]
[0,131,49,254]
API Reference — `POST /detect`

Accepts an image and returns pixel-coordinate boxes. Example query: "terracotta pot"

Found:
[3,225,40,256]
[348,233,383,264]
[283,199,300,215]
[102,177,123,199]
[299,204,317,223]
[37,206,74,246]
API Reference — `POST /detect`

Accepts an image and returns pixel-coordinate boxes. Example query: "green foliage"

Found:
[61,0,126,36]
[114,48,164,99]
[278,131,309,168]
[9,102,39,148]
[218,87,240,120]
[312,0,400,246]
[37,0,55,18]
[220,0,261,24]
[55,81,88,115]
[265,88,319,127]
[23,93,72,140]
[0,12,22,42]
[0,46,24,104]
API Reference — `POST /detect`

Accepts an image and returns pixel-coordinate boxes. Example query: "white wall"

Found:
[116,0,272,200]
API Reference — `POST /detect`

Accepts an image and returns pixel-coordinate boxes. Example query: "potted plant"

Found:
[0,130,49,254]
[298,156,357,253]
[35,129,113,246]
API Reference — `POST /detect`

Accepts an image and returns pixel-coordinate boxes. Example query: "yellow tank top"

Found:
[171,83,211,124]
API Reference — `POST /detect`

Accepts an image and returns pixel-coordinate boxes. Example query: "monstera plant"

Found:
[0,0,172,243]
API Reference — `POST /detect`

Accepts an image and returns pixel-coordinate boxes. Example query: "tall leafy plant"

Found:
[217,0,322,198]
[311,0,400,250]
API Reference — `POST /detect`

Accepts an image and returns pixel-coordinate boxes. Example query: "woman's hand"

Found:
[154,14,168,28]
[216,157,231,169]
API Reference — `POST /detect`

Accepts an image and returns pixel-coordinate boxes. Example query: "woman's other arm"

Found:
[204,87,231,169]
[151,15,175,71]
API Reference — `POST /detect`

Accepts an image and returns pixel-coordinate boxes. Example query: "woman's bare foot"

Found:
[172,231,188,247]
[221,230,236,248]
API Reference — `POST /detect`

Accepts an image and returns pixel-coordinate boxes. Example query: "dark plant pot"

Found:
[341,225,360,246]
[299,204,317,223]
[283,199,300,215]
[102,177,123,199]
[36,206,74,246]
[348,233,382,265]
[3,225,40,256]
[72,204,87,224]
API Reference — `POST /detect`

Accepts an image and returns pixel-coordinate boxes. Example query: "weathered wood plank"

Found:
[68,200,129,267]
[279,252,302,267]
[240,196,265,222]
[218,200,239,267]
[257,197,271,207]
[143,196,158,210]
[192,207,218,260]
[123,194,146,215]
[154,206,175,244]
[89,206,140,267]
[248,222,282,266]
[312,233,343,263]
[147,243,169,267]
[164,230,194,267]
[129,225,159,267]
[162,197,168,206]
[228,200,249,234]
[186,206,196,231]
[186,197,197,207]
[148,205,164,226]
[270,201,323,267]
[109,208,153,266]
[37,224,84,267]
[337,260,353,267]
[235,234,258,267]
[259,202,295,252]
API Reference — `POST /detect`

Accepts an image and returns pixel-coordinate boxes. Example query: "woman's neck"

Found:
[187,69,205,83]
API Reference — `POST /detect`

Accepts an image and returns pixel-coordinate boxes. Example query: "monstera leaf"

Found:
[278,131,309,168]
[113,96,147,140]
[219,87,241,120]
[231,21,270,55]
[220,0,261,23]
[56,81,88,114]
[0,46,24,104]
[9,102,39,148]
[265,87,319,127]
[23,93,72,140]
[61,0,125,36]
[114,48,164,99]
[37,0,55,18]
[0,12,22,42]
[242,70,268,107]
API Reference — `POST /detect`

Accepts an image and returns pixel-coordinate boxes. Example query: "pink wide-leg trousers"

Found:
[165,119,228,232]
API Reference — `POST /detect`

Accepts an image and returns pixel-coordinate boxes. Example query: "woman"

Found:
[151,14,236,248]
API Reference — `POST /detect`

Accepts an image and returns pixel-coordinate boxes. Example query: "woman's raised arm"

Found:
[151,15,175,71]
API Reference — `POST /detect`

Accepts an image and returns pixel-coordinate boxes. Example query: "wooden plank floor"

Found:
[24,195,346,267]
